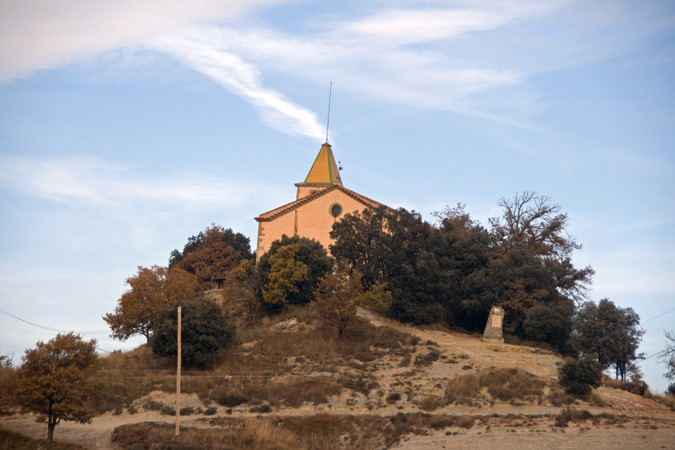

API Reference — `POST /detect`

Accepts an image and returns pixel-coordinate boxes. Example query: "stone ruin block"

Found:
[482,306,504,343]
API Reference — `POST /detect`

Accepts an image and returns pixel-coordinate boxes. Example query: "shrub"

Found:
[414,349,441,367]
[150,300,238,368]
[419,396,445,411]
[558,359,602,397]
[213,387,248,407]
[386,392,401,404]
[555,407,593,427]
[666,383,675,396]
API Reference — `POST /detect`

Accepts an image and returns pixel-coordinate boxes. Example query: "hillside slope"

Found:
[1,310,674,449]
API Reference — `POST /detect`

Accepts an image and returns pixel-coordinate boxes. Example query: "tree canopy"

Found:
[169,224,253,290]
[661,330,675,384]
[16,333,98,443]
[150,300,238,368]
[572,298,644,381]
[330,207,450,324]
[484,192,593,335]
[104,265,199,342]
[329,193,593,349]
[257,235,333,307]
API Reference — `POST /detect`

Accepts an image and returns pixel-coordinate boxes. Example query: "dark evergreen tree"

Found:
[558,358,602,396]
[331,207,451,324]
[150,300,238,368]
[523,300,575,354]
[572,298,644,381]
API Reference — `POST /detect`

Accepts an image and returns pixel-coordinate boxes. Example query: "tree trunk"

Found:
[47,399,55,443]
[47,421,55,443]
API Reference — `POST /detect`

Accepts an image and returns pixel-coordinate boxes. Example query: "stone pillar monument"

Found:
[482,306,505,343]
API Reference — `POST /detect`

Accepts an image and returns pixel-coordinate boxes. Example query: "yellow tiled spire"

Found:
[303,142,343,186]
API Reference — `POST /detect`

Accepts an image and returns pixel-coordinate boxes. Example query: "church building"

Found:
[255,142,387,259]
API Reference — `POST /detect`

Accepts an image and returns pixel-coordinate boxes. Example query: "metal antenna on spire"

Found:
[325,81,332,143]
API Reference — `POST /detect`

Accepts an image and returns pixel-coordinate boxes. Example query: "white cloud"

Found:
[2,0,667,138]
[0,0,285,81]
[0,154,286,210]
[152,32,326,141]
[336,8,522,45]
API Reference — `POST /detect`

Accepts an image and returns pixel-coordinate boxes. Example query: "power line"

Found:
[642,305,675,324]
[0,306,109,335]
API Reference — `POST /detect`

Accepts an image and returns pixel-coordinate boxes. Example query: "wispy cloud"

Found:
[2,0,670,136]
[0,0,285,81]
[0,154,285,210]
[334,6,547,45]
[152,32,326,141]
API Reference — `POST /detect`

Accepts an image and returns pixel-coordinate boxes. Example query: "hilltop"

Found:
[1,307,674,449]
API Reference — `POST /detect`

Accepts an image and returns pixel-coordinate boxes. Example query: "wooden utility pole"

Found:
[176,306,181,437]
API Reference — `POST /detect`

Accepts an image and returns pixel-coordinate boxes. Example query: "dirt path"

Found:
[391,423,675,450]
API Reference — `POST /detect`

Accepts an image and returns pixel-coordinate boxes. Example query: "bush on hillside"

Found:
[150,300,237,368]
[558,359,602,397]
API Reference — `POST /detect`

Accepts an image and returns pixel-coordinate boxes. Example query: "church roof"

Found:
[301,142,343,186]
[255,185,385,222]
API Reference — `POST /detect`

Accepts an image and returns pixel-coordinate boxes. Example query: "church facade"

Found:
[254,142,386,259]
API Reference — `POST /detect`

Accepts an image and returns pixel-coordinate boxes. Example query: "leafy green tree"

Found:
[572,298,644,381]
[257,235,333,307]
[313,264,392,337]
[169,224,253,290]
[104,265,198,342]
[262,243,309,306]
[150,300,238,368]
[16,333,98,443]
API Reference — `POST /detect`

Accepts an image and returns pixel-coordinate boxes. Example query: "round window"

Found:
[330,203,343,218]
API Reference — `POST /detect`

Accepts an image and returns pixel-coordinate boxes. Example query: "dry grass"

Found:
[89,307,418,413]
[445,368,549,405]
[664,394,675,411]
[211,376,343,408]
[648,392,675,411]
[0,428,86,450]
[554,407,628,427]
[88,346,175,413]
[111,413,479,450]
[111,420,304,450]
[414,348,441,367]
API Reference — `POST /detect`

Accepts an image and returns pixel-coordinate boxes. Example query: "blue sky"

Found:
[1,0,673,392]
